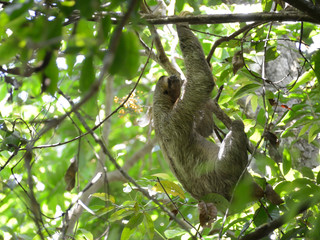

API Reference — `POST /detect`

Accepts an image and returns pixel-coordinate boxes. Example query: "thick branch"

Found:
[144,11,319,25]
[283,0,320,21]
[140,2,181,77]
[240,202,311,240]
[150,25,181,76]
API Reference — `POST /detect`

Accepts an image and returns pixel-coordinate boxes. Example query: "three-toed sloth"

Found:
[153,22,248,201]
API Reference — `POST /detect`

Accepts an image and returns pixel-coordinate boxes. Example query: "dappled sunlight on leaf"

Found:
[0,0,319,239]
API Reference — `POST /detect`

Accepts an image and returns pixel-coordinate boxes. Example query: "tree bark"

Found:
[143,12,319,25]
[283,0,320,21]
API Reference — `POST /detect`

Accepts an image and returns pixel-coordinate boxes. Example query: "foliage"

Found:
[0,0,320,239]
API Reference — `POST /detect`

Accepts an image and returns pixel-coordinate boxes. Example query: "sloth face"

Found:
[158,75,181,104]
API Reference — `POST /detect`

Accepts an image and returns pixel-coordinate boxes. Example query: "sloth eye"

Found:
[163,90,169,95]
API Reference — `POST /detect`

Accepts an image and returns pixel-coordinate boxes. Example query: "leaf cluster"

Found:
[0,0,320,239]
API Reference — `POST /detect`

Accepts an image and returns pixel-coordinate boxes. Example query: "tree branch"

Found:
[283,0,320,21]
[143,11,319,25]
[24,148,46,239]
[62,139,157,236]
[240,201,311,240]
[95,75,114,173]
[206,22,264,64]
[140,2,181,77]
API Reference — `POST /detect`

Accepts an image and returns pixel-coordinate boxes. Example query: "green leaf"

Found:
[99,16,112,41]
[255,153,280,176]
[0,37,20,65]
[0,12,9,36]
[1,131,25,151]
[317,171,320,185]
[254,41,265,52]
[126,213,144,229]
[76,0,99,19]
[290,178,318,193]
[151,173,171,180]
[109,208,134,222]
[91,193,115,203]
[0,84,8,102]
[300,167,314,180]
[79,55,95,92]
[308,124,319,143]
[175,1,185,12]
[256,108,267,127]
[289,70,315,92]
[120,226,134,240]
[153,180,185,199]
[109,31,140,79]
[274,181,293,197]
[280,112,313,130]
[121,213,144,240]
[265,46,279,62]
[281,227,307,240]
[312,49,320,81]
[219,40,239,48]
[261,0,273,12]
[298,123,311,137]
[200,193,229,213]
[289,179,320,203]
[253,206,268,227]
[164,229,185,238]
[282,148,291,175]
[88,206,115,221]
[60,0,76,7]
[66,54,77,76]
[76,19,95,40]
[46,17,62,49]
[78,228,93,240]
[232,83,261,100]
[65,46,84,54]
[231,176,255,212]
[143,212,154,240]
[58,1,76,16]
[265,90,274,99]
[44,54,59,95]
[249,95,258,112]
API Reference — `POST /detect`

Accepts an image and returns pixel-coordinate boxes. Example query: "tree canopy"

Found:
[0,0,320,239]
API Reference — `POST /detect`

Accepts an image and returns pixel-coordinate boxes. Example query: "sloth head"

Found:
[155,75,182,104]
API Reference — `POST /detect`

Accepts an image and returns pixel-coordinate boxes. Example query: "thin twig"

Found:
[206,22,264,64]
[156,177,203,238]
[24,148,46,239]
[240,201,311,240]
